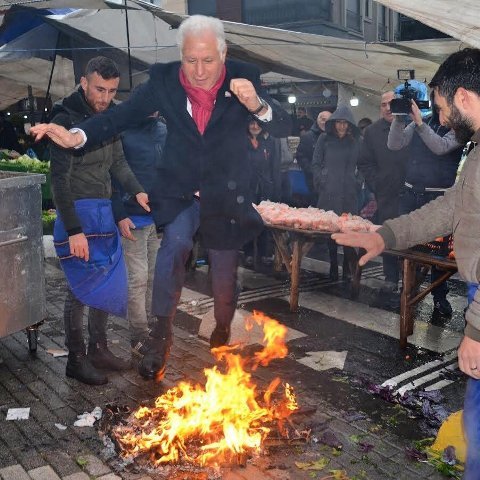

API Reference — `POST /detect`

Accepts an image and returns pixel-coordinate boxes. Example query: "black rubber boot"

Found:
[87,342,130,371]
[138,316,173,381]
[66,352,108,385]
[210,325,231,349]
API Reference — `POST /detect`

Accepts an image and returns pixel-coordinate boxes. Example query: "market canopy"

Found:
[0,0,474,111]
[375,0,480,50]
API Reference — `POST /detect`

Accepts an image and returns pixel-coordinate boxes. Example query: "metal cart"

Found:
[0,171,46,352]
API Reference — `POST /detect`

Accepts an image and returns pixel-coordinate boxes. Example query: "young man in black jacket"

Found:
[50,57,149,385]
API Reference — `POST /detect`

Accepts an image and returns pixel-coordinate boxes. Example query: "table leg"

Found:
[400,258,416,348]
[290,237,304,312]
[346,247,362,300]
[271,231,292,274]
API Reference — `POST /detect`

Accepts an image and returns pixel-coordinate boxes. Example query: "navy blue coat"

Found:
[112,117,167,222]
[77,59,291,249]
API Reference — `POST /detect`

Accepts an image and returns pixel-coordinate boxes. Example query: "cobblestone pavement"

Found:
[0,260,451,480]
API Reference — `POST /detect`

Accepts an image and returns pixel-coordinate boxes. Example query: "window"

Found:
[378,5,388,40]
[188,0,216,16]
[364,0,372,19]
[346,0,361,32]
[242,0,331,26]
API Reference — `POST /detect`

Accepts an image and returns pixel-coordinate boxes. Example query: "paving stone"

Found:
[61,473,89,480]
[9,447,46,473]
[96,475,122,480]
[40,451,82,478]
[0,465,30,480]
[28,466,61,480]
[80,456,110,477]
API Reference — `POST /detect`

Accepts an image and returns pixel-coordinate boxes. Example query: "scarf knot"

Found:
[179,66,226,135]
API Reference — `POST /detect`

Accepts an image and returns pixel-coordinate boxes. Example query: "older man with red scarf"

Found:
[31,15,291,381]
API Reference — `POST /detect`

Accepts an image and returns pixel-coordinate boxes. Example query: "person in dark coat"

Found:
[243,117,279,266]
[357,92,409,290]
[312,104,360,280]
[296,110,331,205]
[30,15,291,382]
[0,113,22,153]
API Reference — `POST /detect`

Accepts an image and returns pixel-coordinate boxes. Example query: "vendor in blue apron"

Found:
[50,57,149,386]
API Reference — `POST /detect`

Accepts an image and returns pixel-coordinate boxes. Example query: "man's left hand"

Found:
[458,336,480,379]
[230,78,262,112]
[410,100,423,126]
[136,192,150,212]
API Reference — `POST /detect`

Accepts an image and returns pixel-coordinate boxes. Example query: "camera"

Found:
[390,94,430,115]
[390,69,430,115]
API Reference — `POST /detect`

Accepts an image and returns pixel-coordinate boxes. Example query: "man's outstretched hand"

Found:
[136,192,150,213]
[331,231,386,266]
[30,123,84,148]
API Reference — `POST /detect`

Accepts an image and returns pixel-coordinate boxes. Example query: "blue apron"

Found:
[53,199,127,318]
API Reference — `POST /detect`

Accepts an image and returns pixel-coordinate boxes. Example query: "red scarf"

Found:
[179,65,226,135]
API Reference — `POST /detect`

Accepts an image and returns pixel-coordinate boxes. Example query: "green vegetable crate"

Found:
[0,157,51,206]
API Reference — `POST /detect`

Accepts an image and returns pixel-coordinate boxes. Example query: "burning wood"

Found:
[113,311,298,467]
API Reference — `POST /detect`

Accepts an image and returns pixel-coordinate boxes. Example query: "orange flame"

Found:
[114,310,297,466]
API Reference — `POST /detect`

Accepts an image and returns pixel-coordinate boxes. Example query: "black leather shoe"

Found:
[210,325,231,349]
[87,343,130,371]
[433,298,453,317]
[66,353,108,385]
[138,337,171,380]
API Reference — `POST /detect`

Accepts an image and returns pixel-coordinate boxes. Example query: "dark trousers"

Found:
[64,289,108,353]
[400,188,448,300]
[376,194,401,285]
[151,201,239,327]
[328,238,355,276]
[463,291,480,479]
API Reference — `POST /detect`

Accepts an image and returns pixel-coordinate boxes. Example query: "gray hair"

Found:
[177,15,226,56]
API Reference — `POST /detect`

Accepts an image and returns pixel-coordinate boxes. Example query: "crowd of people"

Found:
[26,14,480,477]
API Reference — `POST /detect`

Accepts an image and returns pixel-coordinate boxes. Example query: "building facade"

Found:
[184,0,400,42]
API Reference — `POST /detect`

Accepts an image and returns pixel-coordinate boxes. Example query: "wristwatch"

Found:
[249,97,268,115]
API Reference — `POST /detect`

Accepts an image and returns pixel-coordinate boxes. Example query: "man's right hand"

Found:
[118,218,136,241]
[30,123,84,148]
[69,233,89,261]
[331,231,386,266]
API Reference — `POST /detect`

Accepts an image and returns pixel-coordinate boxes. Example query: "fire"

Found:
[114,310,298,466]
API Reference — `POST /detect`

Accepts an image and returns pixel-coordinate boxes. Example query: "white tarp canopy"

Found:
[0,7,179,109]
[375,0,480,50]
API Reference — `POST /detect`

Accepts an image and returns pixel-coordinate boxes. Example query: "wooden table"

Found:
[267,224,362,312]
[266,225,458,348]
[385,249,457,349]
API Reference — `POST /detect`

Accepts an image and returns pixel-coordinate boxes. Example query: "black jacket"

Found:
[112,117,167,222]
[76,60,291,249]
[296,122,322,193]
[357,118,409,221]
[49,88,143,234]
